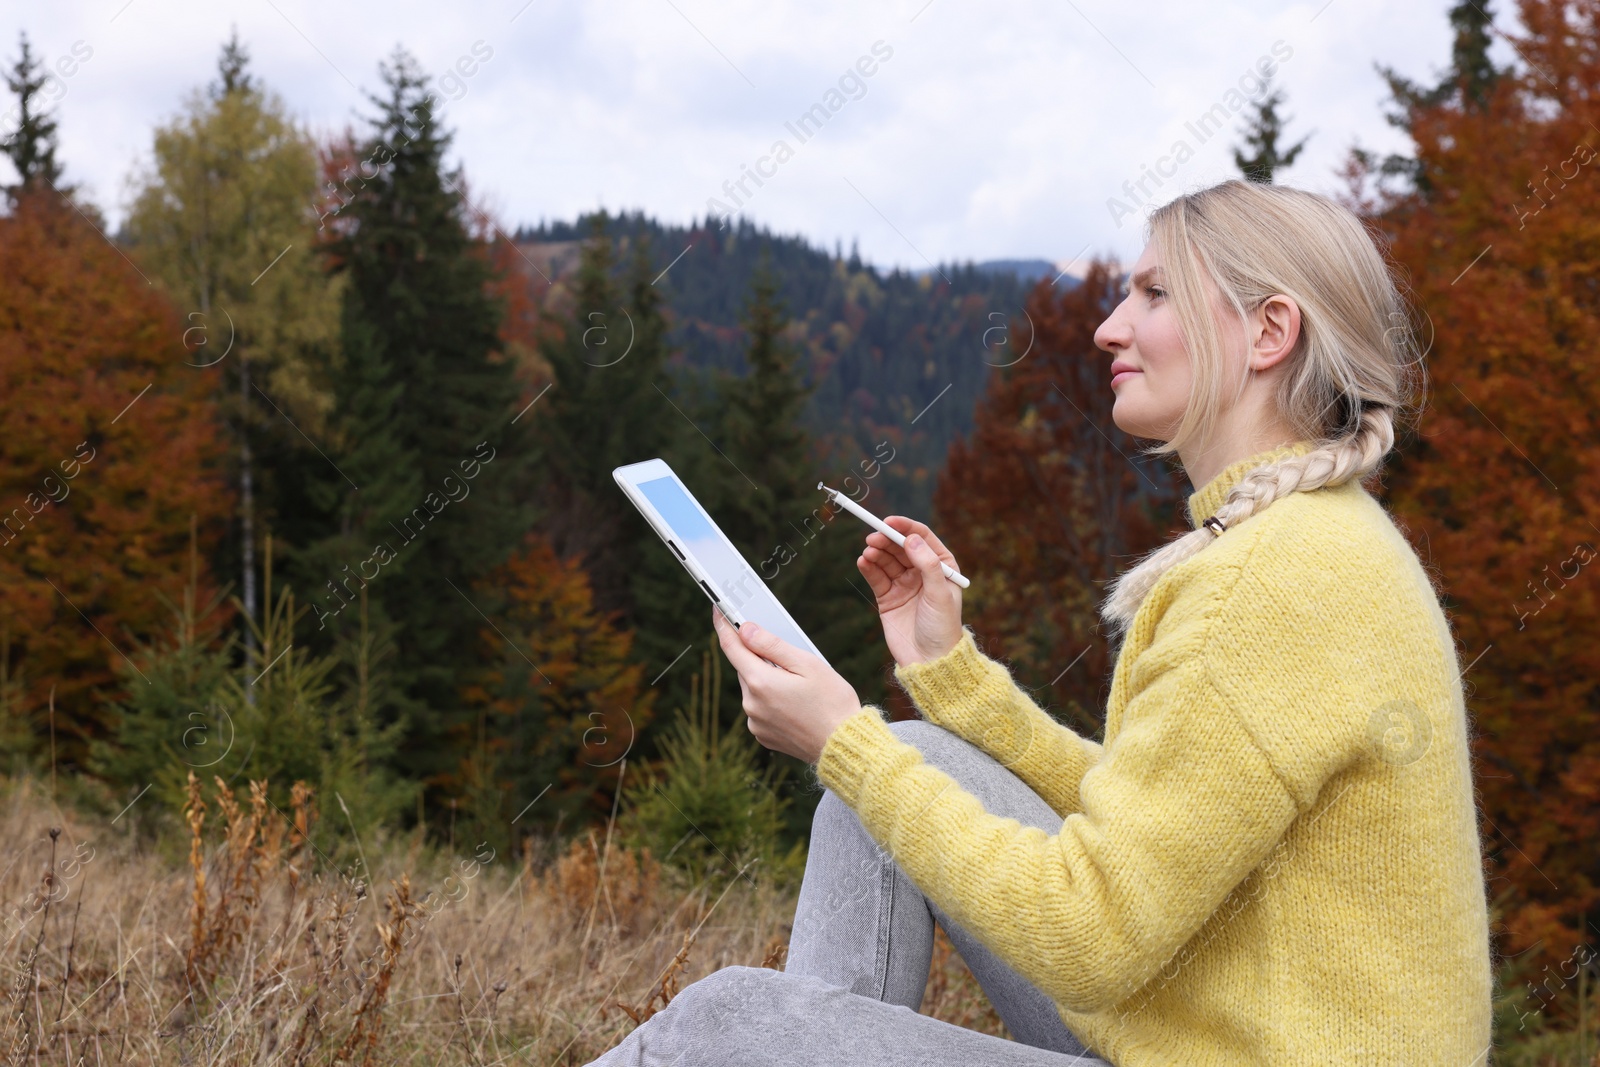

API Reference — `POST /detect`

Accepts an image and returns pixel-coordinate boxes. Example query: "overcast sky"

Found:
[12,0,1517,273]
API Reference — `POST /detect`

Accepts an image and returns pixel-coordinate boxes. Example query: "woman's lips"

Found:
[1109,362,1142,388]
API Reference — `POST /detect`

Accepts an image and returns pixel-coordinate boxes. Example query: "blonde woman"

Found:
[586,178,1492,1066]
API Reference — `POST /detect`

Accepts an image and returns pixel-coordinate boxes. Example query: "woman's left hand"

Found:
[711,607,865,765]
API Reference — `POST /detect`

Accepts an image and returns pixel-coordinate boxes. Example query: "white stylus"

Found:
[818,483,971,589]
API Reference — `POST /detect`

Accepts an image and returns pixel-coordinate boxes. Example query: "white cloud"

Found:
[11,0,1498,270]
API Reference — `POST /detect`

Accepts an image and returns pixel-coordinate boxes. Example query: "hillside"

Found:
[508,213,1088,521]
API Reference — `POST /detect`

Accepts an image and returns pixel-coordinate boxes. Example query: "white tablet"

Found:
[613,457,828,666]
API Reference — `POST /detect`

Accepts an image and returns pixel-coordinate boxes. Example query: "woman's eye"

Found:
[1145,286,1165,300]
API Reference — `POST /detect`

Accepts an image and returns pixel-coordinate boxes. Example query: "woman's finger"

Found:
[857,552,893,598]
[884,516,959,568]
[861,543,908,582]
[863,529,910,570]
[737,621,811,674]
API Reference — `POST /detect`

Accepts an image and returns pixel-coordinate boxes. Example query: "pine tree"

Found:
[1232,76,1311,184]
[529,215,714,745]
[1359,0,1504,195]
[90,521,239,824]
[1380,0,1502,116]
[532,213,683,618]
[689,251,889,844]
[308,47,534,788]
[91,520,412,836]
[714,254,812,549]
[617,636,805,890]
[1,32,62,198]
[215,27,252,96]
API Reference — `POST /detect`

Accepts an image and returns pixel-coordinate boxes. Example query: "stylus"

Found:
[818,483,971,590]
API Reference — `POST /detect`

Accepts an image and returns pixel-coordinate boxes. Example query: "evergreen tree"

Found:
[532,213,683,618]
[529,215,716,744]
[92,534,412,838]
[1361,0,1504,194]
[714,254,812,549]
[214,27,253,96]
[1380,0,1502,115]
[508,211,1036,524]
[1232,76,1310,184]
[617,636,805,890]
[308,47,533,792]
[1,32,62,199]
[690,251,890,843]
[88,541,239,828]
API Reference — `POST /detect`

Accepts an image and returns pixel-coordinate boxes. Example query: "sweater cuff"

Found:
[815,704,909,806]
[891,626,992,721]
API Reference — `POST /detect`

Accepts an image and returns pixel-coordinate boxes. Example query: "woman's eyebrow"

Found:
[1124,267,1162,296]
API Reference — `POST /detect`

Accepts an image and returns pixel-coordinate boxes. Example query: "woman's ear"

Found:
[1249,294,1302,372]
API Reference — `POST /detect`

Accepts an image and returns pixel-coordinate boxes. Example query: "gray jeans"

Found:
[584,718,1116,1066]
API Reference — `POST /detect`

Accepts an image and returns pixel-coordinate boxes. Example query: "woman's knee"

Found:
[885,716,959,749]
[811,784,853,833]
[665,966,828,1035]
[884,718,1058,833]
[668,965,768,1017]
[886,718,989,777]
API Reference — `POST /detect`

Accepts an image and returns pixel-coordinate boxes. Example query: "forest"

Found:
[0,1,1597,1062]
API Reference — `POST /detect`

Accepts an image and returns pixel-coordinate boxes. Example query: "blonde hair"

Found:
[1100,179,1424,634]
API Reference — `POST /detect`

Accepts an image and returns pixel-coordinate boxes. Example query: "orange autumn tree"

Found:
[458,530,657,853]
[933,262,1186,737]
[0,190,232,762]
[1355,0,1600,989]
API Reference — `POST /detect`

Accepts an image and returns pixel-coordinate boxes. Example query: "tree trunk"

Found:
[240,356,257,702]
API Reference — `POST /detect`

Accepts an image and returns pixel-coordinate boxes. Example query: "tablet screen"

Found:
[636,474,819,655]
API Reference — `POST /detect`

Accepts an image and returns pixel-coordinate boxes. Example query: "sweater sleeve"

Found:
[815,657,1302,1013]
[892,626,1104,818]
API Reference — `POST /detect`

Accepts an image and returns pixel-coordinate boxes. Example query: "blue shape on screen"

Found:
[637,476,713,541]
[634,473,821,658]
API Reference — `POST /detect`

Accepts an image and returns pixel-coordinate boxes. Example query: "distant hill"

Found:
[975,258,1060,285]
[508,212,1074,522]
[921,258,1082,289]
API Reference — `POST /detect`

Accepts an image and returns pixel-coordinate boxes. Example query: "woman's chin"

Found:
[1109,400,1156,440]
[1109,406,1178,445]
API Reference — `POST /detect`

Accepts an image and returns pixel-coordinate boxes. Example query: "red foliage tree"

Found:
[932,263,1186,736]
[1356,0,1600,985]
[458,530,658,838]
[0,191,232,760]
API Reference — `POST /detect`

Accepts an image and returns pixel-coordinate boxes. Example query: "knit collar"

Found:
[1185,439,1318,530]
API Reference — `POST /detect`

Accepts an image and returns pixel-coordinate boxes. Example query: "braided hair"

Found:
[1100,408,1396,632]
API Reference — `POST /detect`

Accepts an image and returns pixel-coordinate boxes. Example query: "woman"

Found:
[586,178,1493,1066]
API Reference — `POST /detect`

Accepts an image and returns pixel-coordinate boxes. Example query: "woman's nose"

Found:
[1094,310,1130,353]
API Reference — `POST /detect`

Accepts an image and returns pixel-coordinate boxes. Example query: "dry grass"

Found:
[0,775,1005,1064]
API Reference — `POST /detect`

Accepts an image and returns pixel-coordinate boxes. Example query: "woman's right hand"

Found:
[855,516,965,668]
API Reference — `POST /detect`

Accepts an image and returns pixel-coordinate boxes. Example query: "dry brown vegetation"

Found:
[0,774,1006,1064]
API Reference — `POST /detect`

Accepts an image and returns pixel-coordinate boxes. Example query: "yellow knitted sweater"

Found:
[814,441,1493,1066]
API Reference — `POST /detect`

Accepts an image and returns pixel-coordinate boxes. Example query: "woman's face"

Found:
[1093,243,1197,442]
